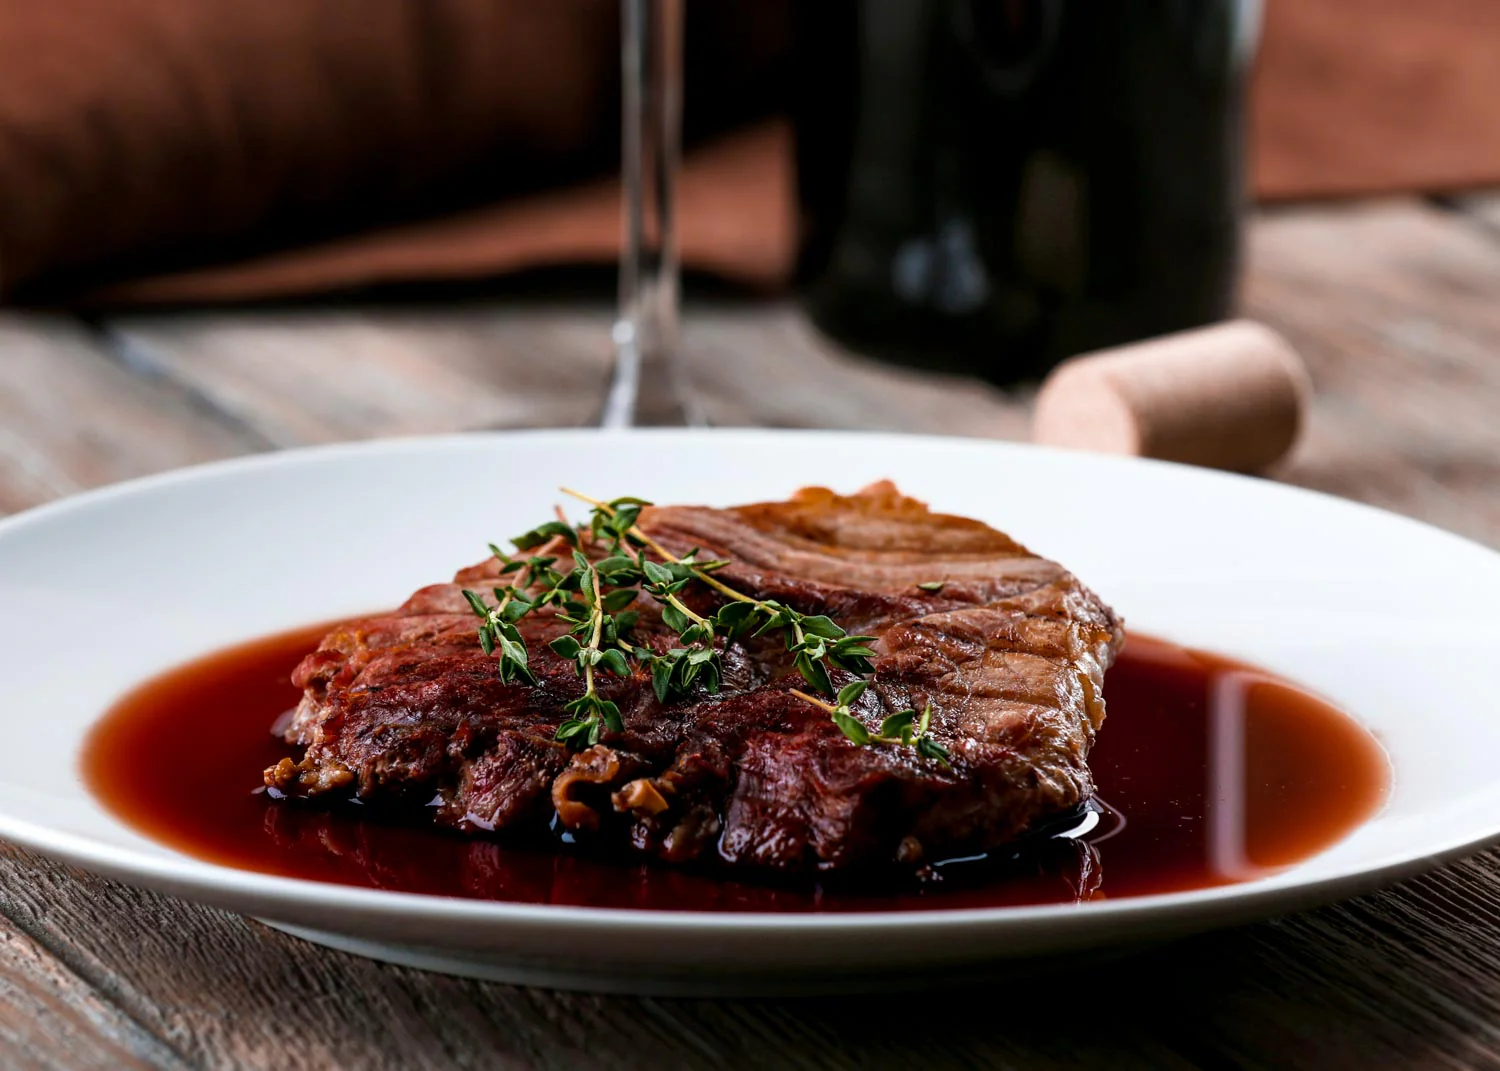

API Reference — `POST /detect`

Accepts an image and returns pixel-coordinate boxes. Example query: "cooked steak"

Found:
[265,482,1124,873]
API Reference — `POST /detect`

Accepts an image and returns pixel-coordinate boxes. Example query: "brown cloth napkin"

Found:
[91,122,796,306]
[3,0,789,305]
[3,0,1497,308]
[2,1,621,302]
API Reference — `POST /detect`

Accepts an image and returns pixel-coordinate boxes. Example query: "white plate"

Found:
[1,429,1496,995]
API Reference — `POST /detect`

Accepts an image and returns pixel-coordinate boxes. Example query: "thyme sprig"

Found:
[462,586,535,685]
[461,490,945,766]
[791,684,952,765]
[549,553,631,746]
[560,489,878,695]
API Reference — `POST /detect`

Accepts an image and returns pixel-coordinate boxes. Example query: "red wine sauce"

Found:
[81,625,1389,912]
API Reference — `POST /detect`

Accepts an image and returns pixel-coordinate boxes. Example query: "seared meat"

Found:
[265,482,1123,873]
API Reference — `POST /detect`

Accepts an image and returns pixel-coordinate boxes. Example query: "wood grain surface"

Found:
[1,196,1498,1069]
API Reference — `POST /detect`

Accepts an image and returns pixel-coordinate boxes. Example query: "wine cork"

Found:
[1030,320,1310,473]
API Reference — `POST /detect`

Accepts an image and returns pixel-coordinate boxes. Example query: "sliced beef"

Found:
[265,482,1124,873]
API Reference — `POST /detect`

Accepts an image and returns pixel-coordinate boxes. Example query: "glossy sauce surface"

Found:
[83,625,1390,912]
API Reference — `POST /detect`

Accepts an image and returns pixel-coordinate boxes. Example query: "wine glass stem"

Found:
[602,0,698,429]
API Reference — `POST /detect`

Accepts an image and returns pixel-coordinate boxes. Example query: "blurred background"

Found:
[2,0,1499,532]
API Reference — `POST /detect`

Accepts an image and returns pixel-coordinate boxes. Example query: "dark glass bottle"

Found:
[793,0,1254,381]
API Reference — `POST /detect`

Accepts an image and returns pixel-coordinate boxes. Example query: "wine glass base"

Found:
[599,334,705,429]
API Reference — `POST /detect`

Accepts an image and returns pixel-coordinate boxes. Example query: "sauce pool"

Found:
[82,625,1390,912]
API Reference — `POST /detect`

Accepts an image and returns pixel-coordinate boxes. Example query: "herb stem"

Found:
[584,563,605,698]
[789,689,835,714]
[664,592,710,627]
[560,487,766,608]
[789,689,905,746]
[680,566,756,605]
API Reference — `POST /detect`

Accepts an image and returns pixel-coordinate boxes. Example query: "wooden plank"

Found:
[1244,198,1500,546]
[15,824,1500,1071]
[0,844,627,1071]
[684,306,1030,439]
[0,914,188,1071]
[105,303,1030,447]
[0,314,262,515]
[104,307,612,445]
[0,843,1211,1071]
[1225,854,1500,1070]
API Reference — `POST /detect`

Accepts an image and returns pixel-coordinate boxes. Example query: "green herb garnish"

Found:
[461,489,947,767]
[791,685,952,765]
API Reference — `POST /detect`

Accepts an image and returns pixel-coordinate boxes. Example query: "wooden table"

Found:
[3,194,1500,1070]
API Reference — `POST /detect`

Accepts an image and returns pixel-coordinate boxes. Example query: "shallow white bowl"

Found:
[0,430,1494,994]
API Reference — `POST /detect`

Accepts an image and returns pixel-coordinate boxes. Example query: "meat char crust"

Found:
[265,482,1125,873]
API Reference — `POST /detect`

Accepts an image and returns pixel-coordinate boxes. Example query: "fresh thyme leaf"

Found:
[594,555,637,578]
[601,587,639,613]
[659,602,689,635]
[877,709,916,739]
[650,657,673,702]
[916,580,946,593]
[794,651,833,694]
[798,615,845,640]
[555,718,591,742]
[665,561,700,583]
[713,602,757,636]
[796,636,827,662]
[549,635,582,659]
[609,502,644,532]
[836,680,869,708]
[520,556,560,588]
[495,644,535,686]
[512,520,578,550]
[833,710,871,745]
[916,736,952,766]
[640,559,673,585]
[598,648,631,677]
[751,602,790,637]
